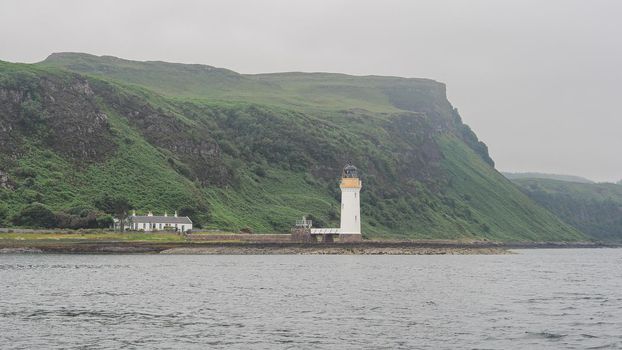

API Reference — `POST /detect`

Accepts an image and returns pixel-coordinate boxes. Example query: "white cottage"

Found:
[118,211,193,233]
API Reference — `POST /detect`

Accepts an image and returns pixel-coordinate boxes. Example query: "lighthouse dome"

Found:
[342,163,358,178]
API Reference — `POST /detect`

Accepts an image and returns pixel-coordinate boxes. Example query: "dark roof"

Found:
[129,215,192,224]
[343,163,358,178]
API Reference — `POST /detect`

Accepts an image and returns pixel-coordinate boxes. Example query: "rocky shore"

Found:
[0,239,612,255]
[158,246,508,255]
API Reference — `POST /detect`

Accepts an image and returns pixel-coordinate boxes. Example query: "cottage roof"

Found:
[129,215,192,224]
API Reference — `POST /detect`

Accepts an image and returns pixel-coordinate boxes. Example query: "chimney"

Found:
[132,210,136,216]
[148,211,153,217]
[174,211,178,218]
[164,211,168,217]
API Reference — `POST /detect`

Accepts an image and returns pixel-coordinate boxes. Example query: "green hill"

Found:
[511,178,622,242]
[503,172,594,184]
[0,53,584,241]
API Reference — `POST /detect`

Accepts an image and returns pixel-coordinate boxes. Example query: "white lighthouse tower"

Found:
[339,163,362,241]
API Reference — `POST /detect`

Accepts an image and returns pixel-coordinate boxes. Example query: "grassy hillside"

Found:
[503,172,594,184]
[41,53,439,113]
[0,54,584,241]
[511,178,622,241]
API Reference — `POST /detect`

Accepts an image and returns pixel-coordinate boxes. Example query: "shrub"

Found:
[66,205,98,217]
[49,207,112,229]
[54,212,73,228]
[55,212,97,229]
[481,224,491,233]
[178,203,210,227]
[22,177,36,188]
[12,203,57,228]
[94,194,133,231]
[19,99,44,130]
[14,167,37,179]
[0,202,8,225]
[20,189,43,203]
[167,157,193,179]
[328,207,339,221]
[96,215,114,228]
[252,165,267,178]
[94,194,132,217]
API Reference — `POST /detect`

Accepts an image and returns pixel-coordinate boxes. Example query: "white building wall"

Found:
[124,217,193,232]
[340,187,361,234]
[179,224,192,232]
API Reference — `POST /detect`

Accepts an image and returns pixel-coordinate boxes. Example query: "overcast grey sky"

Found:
[1,0,620,182]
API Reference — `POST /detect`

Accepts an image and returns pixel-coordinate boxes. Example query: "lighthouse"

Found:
[339,163,362,240]
[296,163,363,242]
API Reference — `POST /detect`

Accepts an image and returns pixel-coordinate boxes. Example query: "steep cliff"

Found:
[510,177,622,242]
[0,54,583,240]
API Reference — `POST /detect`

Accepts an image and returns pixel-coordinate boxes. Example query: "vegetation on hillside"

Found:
[511,178,622,242]
[0,54,584,241]
[503,172,594,184]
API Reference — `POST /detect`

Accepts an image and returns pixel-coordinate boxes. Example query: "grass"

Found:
[0,232,186,242]
[436,135,585,241]
[0,54,587,242]
[511,178,622,241]
[39,52,445,115]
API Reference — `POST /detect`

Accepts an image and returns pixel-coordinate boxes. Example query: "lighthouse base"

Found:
[339,234,362,242]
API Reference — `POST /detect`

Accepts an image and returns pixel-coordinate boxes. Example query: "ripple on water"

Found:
[0,250,621,349]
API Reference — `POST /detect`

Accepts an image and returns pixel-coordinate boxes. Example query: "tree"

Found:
[0,202,8,226]
[96,215,114,228]
[94,195,133,231]
[12,203,57,228]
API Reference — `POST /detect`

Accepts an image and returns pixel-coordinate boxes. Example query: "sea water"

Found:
[1,249,621,349]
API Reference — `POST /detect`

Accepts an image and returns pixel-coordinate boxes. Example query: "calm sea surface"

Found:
[1,249,621,349]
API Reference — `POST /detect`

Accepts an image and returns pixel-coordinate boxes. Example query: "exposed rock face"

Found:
[383,82,494,167]
[91,81,233,186]
[0,170,11,189]
[0,88,22,159]
[0,57,583,240]
[0,73,116,162]
[0,70,233,186]
[385,113,443,183]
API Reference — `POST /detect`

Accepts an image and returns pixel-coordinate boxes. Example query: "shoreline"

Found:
[0,239,616,255]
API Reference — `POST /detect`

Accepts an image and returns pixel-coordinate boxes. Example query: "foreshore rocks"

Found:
[0,239,610,255]
[159,246,508,255]
[0,247,43,254]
